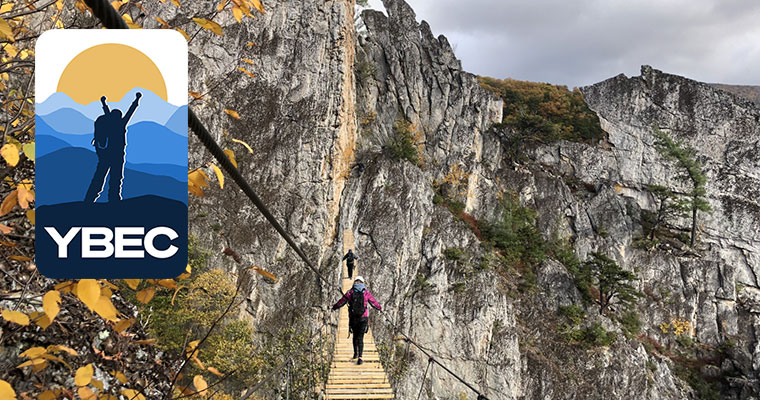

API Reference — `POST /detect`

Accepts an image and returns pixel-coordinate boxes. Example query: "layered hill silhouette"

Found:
[36,147,187,206]
[36,87,187,206]
[36,87,187,135]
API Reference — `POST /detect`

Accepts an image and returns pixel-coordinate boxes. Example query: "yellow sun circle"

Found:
[57,43,167,105]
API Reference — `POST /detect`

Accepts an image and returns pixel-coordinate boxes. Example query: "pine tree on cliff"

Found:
[643,184,682,240]
[581,252,641,314]
[652,128,712,248]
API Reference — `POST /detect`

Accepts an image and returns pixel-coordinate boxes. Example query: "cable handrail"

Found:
[82,1,490,398]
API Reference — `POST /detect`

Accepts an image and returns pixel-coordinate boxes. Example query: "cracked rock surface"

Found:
[146,0,760,398]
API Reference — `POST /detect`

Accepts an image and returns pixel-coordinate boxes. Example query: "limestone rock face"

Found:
[148,0,759,398]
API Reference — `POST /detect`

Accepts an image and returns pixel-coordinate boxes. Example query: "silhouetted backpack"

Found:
[345,252,356,265]
[348,288,365,320]
[93,114,110,149]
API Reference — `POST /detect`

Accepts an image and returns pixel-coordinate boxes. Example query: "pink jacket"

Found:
[333,285,382,318]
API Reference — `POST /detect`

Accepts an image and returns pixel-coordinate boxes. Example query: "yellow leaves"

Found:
[120,389,146,400]
[155,16,169,28]
[124,279,140,290]
[16,357,45,369]
[207,366,224,377]
[251,266,277,283]
[157,279,177,289]
[232,5,243,22]
[16,185,33,209]
[113,318,135,333]
[122,13,142,29]
[241,58,255,64]
[224,149,237,168]
[135,286,155,304]
[250,0,265,13]
[224,108,241,120]
[0,17,14,42]
[193,375,208,394]
[1,190,16,216]
[177,264,192,280]
[19,347,46,358]
[51,15,64,29]
[47,344,78,356]
[0,380,16,400]
[1,143,19,166]
[661,317,692,336]
[113,370,128,384]
[21,142,33,161]
[175,27,190,41]
[29,311,51,329]
[74,0,88,13]
[210,164,224,189]
[94,293,118,321]
[237,66,255,78]
[2,309,29,325]
[77,279,101,310]
[171,0,181,6]
[16,344,76,372]
[193,18,223,36]
[78,387,96,400]
[188,169,210,197]
[42,290,61,321]
[186,340,200,357]
[4,43,17,58]
[38,389,59,400]
[0,224,10,234]
[75,364,94,386]
[231,138,254,154]
[0,3,14,13]
[0,182,35,218]
[188,91,203,99]
[111,0,124,11]
[217,0,229,11]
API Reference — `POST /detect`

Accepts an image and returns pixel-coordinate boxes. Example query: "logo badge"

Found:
[35,30,188,278]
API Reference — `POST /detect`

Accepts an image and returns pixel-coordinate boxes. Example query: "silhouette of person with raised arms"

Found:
[84,92,141,203]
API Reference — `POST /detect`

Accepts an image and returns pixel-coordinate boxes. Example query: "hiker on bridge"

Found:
[332,276,382,365]
[342,249,358,278]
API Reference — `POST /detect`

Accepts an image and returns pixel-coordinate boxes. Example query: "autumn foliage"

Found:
[0,0,275,398]
[478,76,604,144]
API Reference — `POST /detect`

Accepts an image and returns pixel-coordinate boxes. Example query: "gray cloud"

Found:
[365,0,760,87]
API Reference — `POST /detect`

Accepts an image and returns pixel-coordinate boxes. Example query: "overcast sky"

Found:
[364,0,760,88]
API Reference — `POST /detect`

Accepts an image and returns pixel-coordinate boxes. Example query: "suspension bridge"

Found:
[325,230,394,399]
[83,2,491,399]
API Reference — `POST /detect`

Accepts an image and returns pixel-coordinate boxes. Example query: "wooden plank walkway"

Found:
[325,230,394,399]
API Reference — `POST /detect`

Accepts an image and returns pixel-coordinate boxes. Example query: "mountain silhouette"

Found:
[164,106,188,136]
[36,88,182,127]
[36,117,187,166]
[36,108,94,135]
[36,147,187,206]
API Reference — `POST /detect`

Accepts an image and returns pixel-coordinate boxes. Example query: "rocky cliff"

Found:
[151,0,759,398]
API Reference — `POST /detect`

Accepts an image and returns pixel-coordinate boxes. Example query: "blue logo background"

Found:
[36,87,188,278]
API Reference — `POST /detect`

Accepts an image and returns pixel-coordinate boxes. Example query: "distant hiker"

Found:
[342,249,358,278]
[332,276,382,365]
[84,92,141,203]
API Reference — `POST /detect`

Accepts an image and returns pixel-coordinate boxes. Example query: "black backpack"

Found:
[348,288,365,319]
[93,114,110,149]
[346,252,356,264]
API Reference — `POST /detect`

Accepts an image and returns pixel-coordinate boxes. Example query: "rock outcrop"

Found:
[145,0,760,398]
